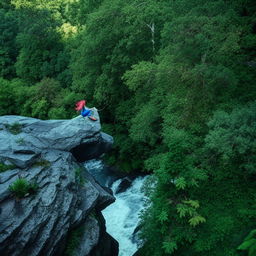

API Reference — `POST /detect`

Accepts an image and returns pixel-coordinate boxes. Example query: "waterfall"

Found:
[84,160,148,256]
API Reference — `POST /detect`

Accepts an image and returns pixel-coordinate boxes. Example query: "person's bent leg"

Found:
[81,109,91,117]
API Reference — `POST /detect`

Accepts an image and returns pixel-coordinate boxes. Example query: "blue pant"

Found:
[81,108,91,117]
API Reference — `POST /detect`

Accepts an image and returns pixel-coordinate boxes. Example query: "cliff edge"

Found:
[0,110,118,256]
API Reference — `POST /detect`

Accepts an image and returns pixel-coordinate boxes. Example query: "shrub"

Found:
[5,122,22,135]
[9,178,38,198]
[0,162,15,173]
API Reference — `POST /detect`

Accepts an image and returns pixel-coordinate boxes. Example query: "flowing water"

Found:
[84,160,148,256]
[102,176,148,256]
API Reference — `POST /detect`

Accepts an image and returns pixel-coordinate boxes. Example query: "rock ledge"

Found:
[0,113,118,256]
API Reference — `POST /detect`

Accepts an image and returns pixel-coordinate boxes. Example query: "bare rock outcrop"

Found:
[0,112,118,256]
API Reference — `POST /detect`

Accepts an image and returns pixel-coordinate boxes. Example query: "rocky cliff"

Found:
[0,110,118,256]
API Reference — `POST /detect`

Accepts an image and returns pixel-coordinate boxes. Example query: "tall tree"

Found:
[0,9,18,78]
[15,8,64,82]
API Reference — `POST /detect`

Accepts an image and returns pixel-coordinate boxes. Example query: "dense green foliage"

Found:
[0,0,256,255]
[238,229,256,256]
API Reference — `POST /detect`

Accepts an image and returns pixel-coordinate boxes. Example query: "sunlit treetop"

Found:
[10,0,69,10]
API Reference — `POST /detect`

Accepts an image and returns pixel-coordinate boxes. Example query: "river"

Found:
[84,160,148,256]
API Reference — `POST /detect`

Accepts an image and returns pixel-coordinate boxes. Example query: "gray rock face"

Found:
[0,113,117,256]
[73,216,100,256]
[72,213,119,256]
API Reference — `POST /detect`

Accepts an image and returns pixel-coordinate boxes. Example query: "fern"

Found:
[162,241,177,254]
[158,210,168,224]
[177,203,197,218]
[175,177,186,190]
[177,204,188,218]
[189,215,206,227]
[183,200,200,209]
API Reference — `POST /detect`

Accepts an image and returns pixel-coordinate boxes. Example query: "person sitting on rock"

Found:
[75,100,97,121]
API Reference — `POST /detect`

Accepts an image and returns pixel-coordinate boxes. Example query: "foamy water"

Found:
[102,176,148,256]
[84,160,148,256]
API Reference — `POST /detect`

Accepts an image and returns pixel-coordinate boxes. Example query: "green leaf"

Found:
[244,230,256,241]
[238,239,256,250]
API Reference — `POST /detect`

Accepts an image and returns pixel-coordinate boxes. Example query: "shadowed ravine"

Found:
[85,160,148,256]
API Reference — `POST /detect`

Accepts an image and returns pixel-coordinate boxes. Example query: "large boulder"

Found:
[115,177,133,194]
[0,112,118,256]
